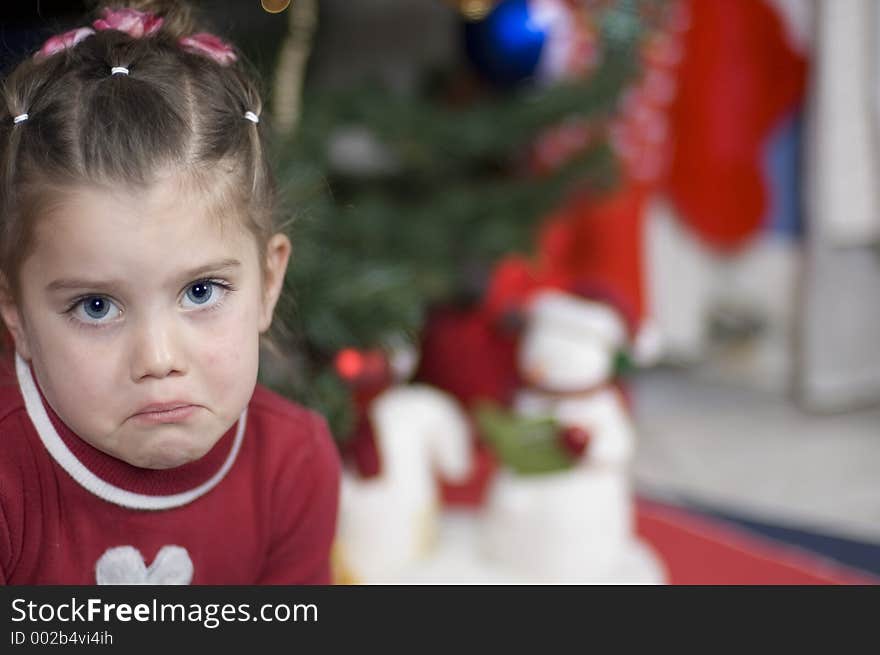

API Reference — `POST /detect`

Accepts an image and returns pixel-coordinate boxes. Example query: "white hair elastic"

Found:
[244,111,259,124]
[111,66,130,76]
[13,113,29,125]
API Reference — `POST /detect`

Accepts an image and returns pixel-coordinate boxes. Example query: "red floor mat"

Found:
[636,499,879,585]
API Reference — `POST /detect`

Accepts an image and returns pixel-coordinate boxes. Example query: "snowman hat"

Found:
[526,288,628,349]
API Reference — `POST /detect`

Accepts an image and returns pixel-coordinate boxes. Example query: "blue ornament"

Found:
[464,0,549,87]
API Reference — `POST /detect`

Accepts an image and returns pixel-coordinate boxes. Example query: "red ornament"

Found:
[559,425,592,457]
[335,348,364,380]
[334,348,392,391]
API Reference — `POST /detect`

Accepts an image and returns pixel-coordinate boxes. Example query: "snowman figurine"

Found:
[481,289,641,582]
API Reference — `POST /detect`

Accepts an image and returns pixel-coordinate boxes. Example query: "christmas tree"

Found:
[262,0,667,439]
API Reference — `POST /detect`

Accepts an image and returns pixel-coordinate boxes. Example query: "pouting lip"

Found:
[132,401,198,417]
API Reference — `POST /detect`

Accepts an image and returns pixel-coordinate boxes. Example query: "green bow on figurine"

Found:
[475,403,593,475]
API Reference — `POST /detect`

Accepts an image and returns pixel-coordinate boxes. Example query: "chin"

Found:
[139,452,200,470]
[132,435,216,470]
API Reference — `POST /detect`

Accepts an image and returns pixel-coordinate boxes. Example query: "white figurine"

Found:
[334,345,473,583]
[482,289,639,582]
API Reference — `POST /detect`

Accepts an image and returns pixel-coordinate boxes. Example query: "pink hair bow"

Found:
[35,27,95,60]
[93,8,164,38]
[178,33,238,66]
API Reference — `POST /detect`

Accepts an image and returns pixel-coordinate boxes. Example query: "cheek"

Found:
[191,299,261,392]
[29,321,124,391]
[200,329,258,379]
[28,334,128,435]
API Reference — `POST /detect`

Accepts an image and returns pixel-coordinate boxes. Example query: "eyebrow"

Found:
[45,258,242,293]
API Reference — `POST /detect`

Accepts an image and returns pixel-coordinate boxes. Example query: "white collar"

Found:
[15,353,247,510]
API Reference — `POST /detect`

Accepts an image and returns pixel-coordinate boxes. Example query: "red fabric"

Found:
[0,370,341,585]
[416,305,520,409]
[438,431,499,507]
[665,0,808,251]
[343,416,382,479]
[636,499,878,585]
[536,188,649,329]
[482,256,543,324]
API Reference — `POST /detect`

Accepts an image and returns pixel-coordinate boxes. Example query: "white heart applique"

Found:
[95,545,194,585]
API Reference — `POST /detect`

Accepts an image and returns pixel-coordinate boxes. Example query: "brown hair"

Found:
[0,0,277,303]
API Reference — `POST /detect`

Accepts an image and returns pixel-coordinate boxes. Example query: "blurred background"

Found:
[3,0,878,584]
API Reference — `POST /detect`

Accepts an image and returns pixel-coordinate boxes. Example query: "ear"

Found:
[258,233,292,333]
[0,274,31,361]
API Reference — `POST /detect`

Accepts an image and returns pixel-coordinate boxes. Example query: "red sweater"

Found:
[0,356,341,585]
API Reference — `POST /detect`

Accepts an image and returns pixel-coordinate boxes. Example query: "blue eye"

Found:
[181,280,229,310]
[186,281,213,305]
[84,297,109,318]
[72,295,121,325]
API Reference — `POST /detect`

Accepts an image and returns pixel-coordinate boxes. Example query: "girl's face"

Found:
[0,176,290,469]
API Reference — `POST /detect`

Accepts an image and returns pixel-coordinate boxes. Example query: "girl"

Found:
[0,1,341,584]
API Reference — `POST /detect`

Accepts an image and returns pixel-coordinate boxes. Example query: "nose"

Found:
[129,316,186,381]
